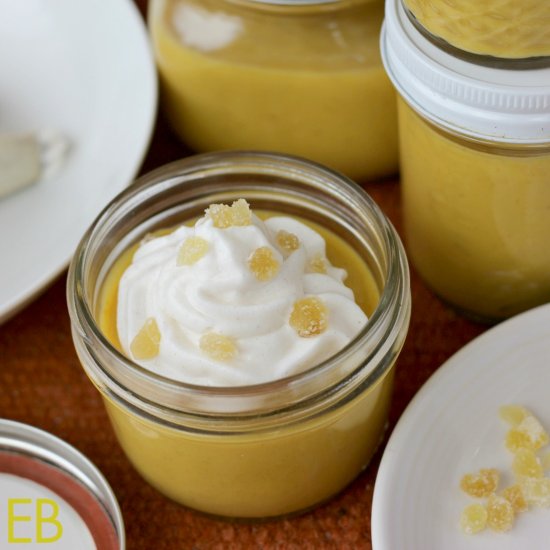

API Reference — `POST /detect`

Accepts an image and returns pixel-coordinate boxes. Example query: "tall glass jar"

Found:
[67,151,410,519]
[148,0,398,181]
[382,0,550,322]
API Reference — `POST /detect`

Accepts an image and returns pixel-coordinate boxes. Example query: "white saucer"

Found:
[0,0,157,323]
[372,304,550,550]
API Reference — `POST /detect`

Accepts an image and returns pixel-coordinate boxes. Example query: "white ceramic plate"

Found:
[0,0,157,323]
[372,303,550,550]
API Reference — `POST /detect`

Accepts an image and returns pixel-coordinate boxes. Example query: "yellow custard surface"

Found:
[149,0,398,181]
[404,0,550,58]
[97,212,391,517]
[399,99,550,320]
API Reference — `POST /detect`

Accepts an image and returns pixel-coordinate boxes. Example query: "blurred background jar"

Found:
[148,0,398,182]
[382,0,550,322]
[402,0,550,59]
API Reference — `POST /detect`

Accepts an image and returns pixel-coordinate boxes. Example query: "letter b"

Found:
[36,498,63,543]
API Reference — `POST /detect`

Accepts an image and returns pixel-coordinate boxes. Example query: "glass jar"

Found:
[148,0,398,182]
[401,0,550,59]
[67,151,410,519]
[382,0,550,322]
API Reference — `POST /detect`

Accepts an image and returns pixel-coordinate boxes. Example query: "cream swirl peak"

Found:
[116,200,367,386]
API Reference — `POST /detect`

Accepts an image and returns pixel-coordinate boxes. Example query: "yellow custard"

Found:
[399,99,550,320]
[97,212,391,517]
[403,0,550,58]
[149,0,398,181]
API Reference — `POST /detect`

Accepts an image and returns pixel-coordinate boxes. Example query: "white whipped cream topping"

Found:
[117,211,367,386]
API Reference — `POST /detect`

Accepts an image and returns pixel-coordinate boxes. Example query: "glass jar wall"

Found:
[148,0,398,181]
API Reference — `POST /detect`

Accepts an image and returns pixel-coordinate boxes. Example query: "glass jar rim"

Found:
[68,151,410,423]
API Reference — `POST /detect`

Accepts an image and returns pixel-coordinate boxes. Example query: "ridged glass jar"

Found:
[148,0,398,181]
[67,151,410,518]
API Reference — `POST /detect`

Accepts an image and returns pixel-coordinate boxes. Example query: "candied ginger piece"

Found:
[506,415,549,452]
[130,318,161,360]
[512,448,543,479]
[460,468,500,498]
[289,296,328,338]
[200,332,237,362]
[248,247,280,281]
[501,484,528,513]
[206,198,251,228]
[520,477,550,508]
[307,254,328,274]
[499,405,530,427]
[486,495,515,532]
[177,236,209,266]
[276,230,300,255]
[459,503,487,534]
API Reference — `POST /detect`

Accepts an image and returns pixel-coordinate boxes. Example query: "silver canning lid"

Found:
[0,419,124,549]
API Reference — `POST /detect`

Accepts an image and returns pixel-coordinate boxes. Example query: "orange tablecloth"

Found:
[0,2,487,547]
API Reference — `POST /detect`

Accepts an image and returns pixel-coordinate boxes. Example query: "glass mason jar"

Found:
[67,151,410,519]
[401,0,550,59]
[148,0,398,182]
[382,0,550,322]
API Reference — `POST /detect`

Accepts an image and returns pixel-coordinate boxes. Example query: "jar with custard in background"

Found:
[148,0,398,182]
[402,0,550,59]
[67,152,410,519]
[382,0,550,322]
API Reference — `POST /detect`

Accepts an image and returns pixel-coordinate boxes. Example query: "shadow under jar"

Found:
[382,0,550,322]
[67,151,410,519]
[148,0,398,182]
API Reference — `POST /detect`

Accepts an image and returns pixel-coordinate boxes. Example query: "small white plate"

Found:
[372,304,550,550]
[0,0,157,323]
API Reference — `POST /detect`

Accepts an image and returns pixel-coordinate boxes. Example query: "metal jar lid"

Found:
[0,419,124,549]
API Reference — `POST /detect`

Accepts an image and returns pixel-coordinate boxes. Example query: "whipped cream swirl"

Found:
[117,209,367,386]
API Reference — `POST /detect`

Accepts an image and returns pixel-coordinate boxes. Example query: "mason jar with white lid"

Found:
[148,0,398,181]
[382,0,550,322]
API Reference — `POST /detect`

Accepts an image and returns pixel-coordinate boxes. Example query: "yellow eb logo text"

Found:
[6,498,63,544]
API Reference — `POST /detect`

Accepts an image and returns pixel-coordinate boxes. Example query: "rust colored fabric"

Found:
[0,2,487,547]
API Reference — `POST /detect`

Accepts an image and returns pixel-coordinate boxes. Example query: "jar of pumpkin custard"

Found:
[382,0,550,322]
[402,0,550,59]
[148,0,398,181]
[67,152,410,519]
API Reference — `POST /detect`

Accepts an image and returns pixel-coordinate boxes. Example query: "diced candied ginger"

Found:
[501,484,528,513]
[177,236,209,266]
[307,254,328,274]
[276,230,300,255]
[460,503,487,534]
[199,332,237,362]
[289,296,328,338]
[505,415,549,453]
[512,448,543,479]
[248,247,280,281]
[499,405,530,427]
[206,198,251,228]
[460,468,500,498]
[486,495,515,532]
[520,477,550,508]
[130,318,161,360]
